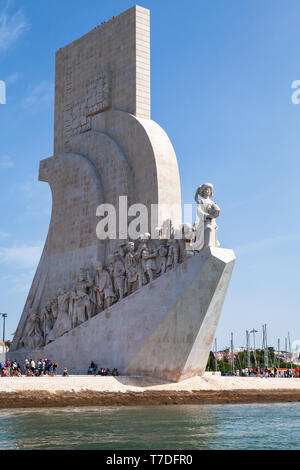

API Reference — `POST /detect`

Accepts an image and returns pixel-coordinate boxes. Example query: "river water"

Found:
[0,403,299,450]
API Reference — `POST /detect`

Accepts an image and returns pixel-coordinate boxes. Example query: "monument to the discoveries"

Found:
[11,6,235,381]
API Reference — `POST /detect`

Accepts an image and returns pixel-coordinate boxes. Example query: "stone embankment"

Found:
[1,373,300,408]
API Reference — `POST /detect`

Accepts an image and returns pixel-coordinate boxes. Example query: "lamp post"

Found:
[1,314,7,345]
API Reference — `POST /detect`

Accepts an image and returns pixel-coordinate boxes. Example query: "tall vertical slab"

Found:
[54,5,151,153]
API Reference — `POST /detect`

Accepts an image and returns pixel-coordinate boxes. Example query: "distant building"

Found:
[215,352,225,361]
[0,341,9,353]
[214,350,237,362]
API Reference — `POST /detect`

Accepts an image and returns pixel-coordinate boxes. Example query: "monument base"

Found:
[11,247,235,382]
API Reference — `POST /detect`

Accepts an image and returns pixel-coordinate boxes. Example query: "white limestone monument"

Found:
[11,6,235,381]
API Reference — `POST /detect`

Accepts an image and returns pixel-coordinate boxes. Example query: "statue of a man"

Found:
[194,183,220,251]
[22,309,43,349]
[110,252,126,301]
[72,268,95,327]
[51,297,59,324]
[125,242,143,294]
[48,288,72,341]
[177,223,195,261]
[94,263,116,310]
[118,243,128,294]
[156,241,168,275]
[41,301,55,345]
[137,233,158,283]
[166,239,179,271]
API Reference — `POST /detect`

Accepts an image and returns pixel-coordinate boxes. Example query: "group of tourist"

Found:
[1,358,120,377]
[24,359,58,376]
[87,361,119,376]
[0,358,61,377]
[239,367,300,377]
[1,359,21,376]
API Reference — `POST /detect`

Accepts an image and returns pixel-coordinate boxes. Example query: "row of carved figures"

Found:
[18,182,221,350]
[18,234,197,350]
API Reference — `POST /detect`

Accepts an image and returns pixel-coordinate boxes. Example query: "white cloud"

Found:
[22,81,54,111]
[0,155,14,169]
[0,2,29,53]
[16,176,45,197]
[11,176,52,221]
[0,270,35,294]
[5,72,21,85]
[17,178,35,194]
[0,242,44,268]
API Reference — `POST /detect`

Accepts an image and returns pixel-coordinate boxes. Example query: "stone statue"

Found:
[68,289,77,329]
[166,239,179,271]
[51,297,59,324]
[84,268,97,316]
[138,233,158,283]
[72,268,95,327]
[194,182,220,250]
[94,263,116,310]
[118,243,128,295]
[125,241,143,294]
[48,288,73,341]
[156,241,168,275]
[84,268,92,284]
[41,301,55,344]
[22,309,43,349]
[107,254,115,278]
[178,223,196,261]
[111,252,126,300]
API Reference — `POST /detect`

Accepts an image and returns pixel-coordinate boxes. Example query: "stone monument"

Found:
[10,6,235,382]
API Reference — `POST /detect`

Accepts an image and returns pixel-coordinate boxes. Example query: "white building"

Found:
[0,341,8,353]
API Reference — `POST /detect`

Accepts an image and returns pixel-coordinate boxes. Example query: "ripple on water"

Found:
[0,403,299,450]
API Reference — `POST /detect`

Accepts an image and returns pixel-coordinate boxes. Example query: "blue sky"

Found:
[0,0,300,351]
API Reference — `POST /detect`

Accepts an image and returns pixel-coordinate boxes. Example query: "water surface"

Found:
[0,403,299,450]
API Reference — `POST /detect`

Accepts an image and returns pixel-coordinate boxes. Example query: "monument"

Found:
[10,6,235,382]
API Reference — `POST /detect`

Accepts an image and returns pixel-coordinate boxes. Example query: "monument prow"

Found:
[12,248,235,382]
